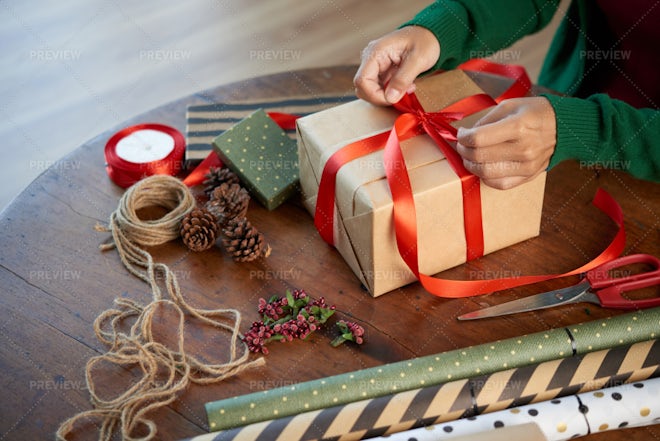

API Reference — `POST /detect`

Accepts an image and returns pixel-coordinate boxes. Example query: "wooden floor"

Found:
[0,0,563,211]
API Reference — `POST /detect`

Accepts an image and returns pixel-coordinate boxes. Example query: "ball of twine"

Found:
[59,175,263,441]
[104,174,195,248]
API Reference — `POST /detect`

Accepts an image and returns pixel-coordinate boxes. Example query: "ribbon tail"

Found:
[182,152,223,187]
[383,124,421,276]
[416,189,625,298]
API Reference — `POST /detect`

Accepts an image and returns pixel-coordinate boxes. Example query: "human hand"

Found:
[456,97,557,190]
[353,26,440,106]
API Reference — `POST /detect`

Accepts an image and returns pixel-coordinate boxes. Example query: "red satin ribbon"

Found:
[181,150,223,187]
[266,112,300,130]
[457,59,532,102]
[314,131,391,243]
[314,59,626,297]
[314,63,510,252]
[398,187,625,297]
[390,92,498,260]
[105,123,186,188]
[181,112,301,188]
[384,117,626,298]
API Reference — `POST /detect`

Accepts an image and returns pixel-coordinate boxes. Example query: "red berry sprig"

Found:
[331,320,365,347]
[243,289,336,354]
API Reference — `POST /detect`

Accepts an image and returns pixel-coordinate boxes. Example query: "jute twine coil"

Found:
[57,174,264,441]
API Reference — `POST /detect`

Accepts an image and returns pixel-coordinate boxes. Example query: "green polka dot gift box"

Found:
[212,109,299,210]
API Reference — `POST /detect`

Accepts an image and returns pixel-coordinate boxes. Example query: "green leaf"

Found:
[285,290,295,308]
[330,336,346,347]
[318,308,335,323]
[272,315,293,326]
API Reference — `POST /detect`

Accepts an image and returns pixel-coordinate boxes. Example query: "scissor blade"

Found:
[457,282,591,320]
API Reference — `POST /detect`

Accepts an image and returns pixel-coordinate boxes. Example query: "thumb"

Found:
[384,58,426,104]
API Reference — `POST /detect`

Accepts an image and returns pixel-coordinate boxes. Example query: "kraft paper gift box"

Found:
[296,70,546,297]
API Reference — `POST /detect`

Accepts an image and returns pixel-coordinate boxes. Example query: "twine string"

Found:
[57,175,264,441]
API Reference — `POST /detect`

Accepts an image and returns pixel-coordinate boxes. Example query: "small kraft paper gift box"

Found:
[212,109,299,210]
[297,69,546,297]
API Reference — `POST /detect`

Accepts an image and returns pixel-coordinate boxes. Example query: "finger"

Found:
[456,138,544,164]
[463,159,525,180]
[456,115,518,149]
[481,169,545,190]
[354,57,390,106]
[383,52,427,103]
[463,154,550,180]
[471,98,522,127]
[456,140,519,163]
[480,176,527,190]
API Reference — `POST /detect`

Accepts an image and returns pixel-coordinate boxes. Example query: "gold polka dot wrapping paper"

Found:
[365,376,660,441]
[203,308,660,433]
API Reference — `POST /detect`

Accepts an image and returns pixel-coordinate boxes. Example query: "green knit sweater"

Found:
[403,0,660,182]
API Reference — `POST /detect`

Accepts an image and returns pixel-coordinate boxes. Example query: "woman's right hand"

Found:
[353,26,440,106]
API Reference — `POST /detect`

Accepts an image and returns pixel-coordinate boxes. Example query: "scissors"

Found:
[457,254,660,320]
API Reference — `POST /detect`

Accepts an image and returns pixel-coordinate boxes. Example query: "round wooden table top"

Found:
[1,66,658,440]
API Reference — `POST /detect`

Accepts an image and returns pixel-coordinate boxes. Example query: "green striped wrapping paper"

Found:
[185,95,355,162]
[183,339,659,440]
[204,308,660,432]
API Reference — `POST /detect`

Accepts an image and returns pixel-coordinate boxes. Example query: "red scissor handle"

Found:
[586,254,660,309]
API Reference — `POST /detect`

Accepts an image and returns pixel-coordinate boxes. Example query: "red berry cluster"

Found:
[331,320,366,347]
[242,322,274,354]
[243,289,336,354]
[273,313,317,341]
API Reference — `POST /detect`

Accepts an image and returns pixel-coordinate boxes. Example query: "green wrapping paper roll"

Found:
[205,308,660,431]
[186,339,659,440]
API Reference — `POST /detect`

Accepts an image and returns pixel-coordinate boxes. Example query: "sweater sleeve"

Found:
[543,93,660,182]
[402,0,561,70]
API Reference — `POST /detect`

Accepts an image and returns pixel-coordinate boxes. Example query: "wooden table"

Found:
[1,66,658,441]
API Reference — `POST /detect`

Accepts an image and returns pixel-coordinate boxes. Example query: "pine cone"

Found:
[180,208,219,252]
[206,183,250,227]
[203,166,240,197]
[222,217,271,262]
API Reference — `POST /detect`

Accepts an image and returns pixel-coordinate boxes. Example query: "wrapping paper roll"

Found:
[370,377,660,441]
[204,309,660,431]
[182,339,659,440]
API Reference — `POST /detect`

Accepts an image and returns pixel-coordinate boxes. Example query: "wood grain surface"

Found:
[0,66,658,441]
